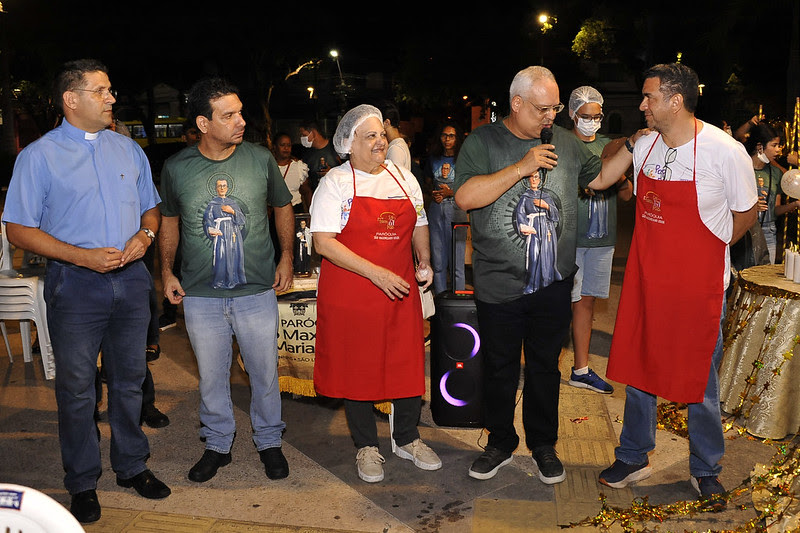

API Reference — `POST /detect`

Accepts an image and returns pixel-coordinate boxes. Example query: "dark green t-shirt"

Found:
[454,122,600,303]
[160,142,293,298]
[575,134,622,248]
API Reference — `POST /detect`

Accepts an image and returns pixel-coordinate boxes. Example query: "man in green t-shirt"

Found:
[158,78,295,484]
[454,66,600,485]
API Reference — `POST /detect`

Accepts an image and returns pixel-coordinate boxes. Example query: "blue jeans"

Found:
[428,198,467,295]
[183,291,285,453]
[761,221,776,264]
[615,298,726,478]
[45,260,151,494]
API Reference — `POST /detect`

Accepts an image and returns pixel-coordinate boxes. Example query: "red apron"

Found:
[607,125,726,403]
[314,165,424,401]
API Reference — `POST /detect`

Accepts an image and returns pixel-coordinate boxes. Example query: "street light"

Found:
[329,49,344,86]
[538,13,556,34]
[537,13,556,65]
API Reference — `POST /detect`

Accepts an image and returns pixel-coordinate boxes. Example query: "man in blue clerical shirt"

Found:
[2,58,170,524]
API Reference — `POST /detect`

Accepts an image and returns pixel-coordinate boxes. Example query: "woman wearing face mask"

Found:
[745,122,800,263]
[309,104,441,483]
[567,86,632,396]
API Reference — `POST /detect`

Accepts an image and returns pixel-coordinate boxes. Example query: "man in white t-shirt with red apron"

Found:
[587,63,757,511]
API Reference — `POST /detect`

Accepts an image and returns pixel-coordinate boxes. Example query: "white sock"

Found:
[573,366,589,375]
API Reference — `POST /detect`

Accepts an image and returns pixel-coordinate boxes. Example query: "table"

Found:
[719,264,800,439]
[276,297,318,397]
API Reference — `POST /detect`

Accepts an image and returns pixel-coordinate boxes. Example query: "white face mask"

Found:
[757,151,770,164]
[300,135,312,148]
[576,118,601,137]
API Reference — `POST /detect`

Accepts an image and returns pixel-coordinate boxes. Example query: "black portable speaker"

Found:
[429,223,484,427]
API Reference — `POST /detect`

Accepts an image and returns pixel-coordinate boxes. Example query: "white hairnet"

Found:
[568,86,604,118]
[333,104,383,157]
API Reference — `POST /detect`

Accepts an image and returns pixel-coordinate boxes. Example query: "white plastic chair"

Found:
[0,223,55,379]
[0,483,85,532]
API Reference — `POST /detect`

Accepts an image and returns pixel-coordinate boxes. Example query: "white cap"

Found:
[568,86,603,118]
[333,104,383,157]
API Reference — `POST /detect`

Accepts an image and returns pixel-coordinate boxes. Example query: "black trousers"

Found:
[344,396,421,449]
[475,275,573,454]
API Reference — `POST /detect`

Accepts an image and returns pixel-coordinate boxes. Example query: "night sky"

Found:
[3,1,799,130]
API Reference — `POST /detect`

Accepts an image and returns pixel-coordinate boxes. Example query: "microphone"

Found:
[539,126,553,187]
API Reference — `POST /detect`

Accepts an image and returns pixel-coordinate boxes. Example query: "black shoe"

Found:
[145,345,161,362]
[531,445,566,484]
[70,489,101,523]
[158,315,177,331]
[116,469,171,499]
[141,404,170,428]
[468,446,513,480]
[259,447,289,479]
[188,449,232,482]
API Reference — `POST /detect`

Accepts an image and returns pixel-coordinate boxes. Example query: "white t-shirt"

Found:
[277,159,309,206]
[310,160,428,233]
[386,137,412,170]
[633,120,758,288]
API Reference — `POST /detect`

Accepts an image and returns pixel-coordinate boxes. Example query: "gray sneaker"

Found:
[468,446,513,480]
[394,439,442,470]
[356,446,385,483]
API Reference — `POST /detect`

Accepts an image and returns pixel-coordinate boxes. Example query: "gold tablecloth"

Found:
[719,264,800,439]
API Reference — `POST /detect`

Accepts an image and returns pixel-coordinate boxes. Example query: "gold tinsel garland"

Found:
[569,268,800,531]
[570,436,800,532]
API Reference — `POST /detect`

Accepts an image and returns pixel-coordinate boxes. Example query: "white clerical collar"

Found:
[84,131,99,141]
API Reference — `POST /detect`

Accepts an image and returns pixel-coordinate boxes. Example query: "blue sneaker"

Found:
[691,476,727,512]
[599,459,652,488]
[569,367,614,394]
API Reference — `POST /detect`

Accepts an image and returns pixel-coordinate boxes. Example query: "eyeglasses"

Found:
[72,87,117,99]
[524,100,564,115]
[576,113,604,123]
[662,147,677,180]
[441,133,456,139]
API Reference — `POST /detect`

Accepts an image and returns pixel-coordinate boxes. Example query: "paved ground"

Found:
[0,200,792,532]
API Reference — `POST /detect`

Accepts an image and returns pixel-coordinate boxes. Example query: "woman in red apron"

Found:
[310,105,441,483]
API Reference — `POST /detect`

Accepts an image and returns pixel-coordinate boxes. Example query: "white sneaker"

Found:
[394,438,442,471]
[356,446,385,483]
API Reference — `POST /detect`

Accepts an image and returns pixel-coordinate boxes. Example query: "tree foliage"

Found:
[572,19,615,60]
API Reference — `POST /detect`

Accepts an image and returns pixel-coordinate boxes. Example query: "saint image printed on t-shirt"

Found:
[514,172,562,294]
[294,216,312,275]
[580,186,609,239]
[204,176,247,289]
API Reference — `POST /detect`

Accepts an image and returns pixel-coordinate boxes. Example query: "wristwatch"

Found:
[140,228,156,243]
[625,138,635,154]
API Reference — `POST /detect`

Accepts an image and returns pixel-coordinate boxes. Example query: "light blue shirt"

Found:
[3,119,160,251]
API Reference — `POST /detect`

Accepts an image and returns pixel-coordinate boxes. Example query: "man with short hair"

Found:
[591,63,757,511]
[3,58,169,524]
[298,120,340,190]
[159,77,295,484]
[454,66,601,485]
